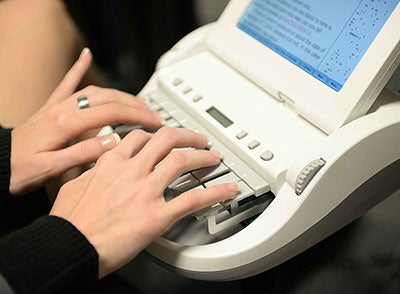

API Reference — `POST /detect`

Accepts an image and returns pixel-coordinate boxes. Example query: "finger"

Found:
[135,127,209,172]
[46,48,93,105]
[47,133,121,176]
[165,183,239,221]
[63,103,162,139]
[151,149,221,188]
[112,129,153,159]
[67,86,151,110]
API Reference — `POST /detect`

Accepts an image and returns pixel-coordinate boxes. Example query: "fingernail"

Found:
[101,133,121,150]
[201,134,209,143]
[227,182,239,193]
[155,112,165,124]
[96,125,114,137]
[137,97,147,104]
[210,149,221,159]
[80,47,91,58]
[112,133,121,144]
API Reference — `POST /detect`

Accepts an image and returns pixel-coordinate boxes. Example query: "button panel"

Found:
[169,76,277,165]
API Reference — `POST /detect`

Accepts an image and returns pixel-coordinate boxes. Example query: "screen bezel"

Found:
[205,0,400,133]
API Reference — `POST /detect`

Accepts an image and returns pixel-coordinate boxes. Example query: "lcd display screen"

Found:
[206,106,233,128]
[237,0,399,91]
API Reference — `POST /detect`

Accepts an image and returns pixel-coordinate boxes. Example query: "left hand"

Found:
[10,48,162,195]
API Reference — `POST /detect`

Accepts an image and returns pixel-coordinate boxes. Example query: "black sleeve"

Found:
[0,127,50,236]
[0,215,99,294]
[0,127,12,191]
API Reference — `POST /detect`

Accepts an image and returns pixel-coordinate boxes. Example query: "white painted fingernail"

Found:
[112,133,121,144]
[97,125,114,137]
[101,133,121,150]
[80,47,91,58]
[154,112,164,124]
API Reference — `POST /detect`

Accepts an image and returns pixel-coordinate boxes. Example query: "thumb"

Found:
[51,133,121,176]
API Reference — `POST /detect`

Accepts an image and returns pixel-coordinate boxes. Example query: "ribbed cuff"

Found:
[0,127,12,193]
[0,215,99,294]
[0,126,50,234]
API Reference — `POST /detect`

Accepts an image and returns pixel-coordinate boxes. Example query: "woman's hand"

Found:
[50,127,239,278]
[10,48,162,195]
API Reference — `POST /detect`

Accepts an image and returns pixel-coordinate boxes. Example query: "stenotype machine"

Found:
[104,0,400,281]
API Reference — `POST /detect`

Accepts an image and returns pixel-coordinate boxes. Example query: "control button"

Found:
[148,101,162,111]
[192,94,203,102]
[149,104,162,112]
[248,140,261,150]
[260,150,274,161]
[236,130,249,140]
[157,100,175,113]
[178,118,200,133]
[168,109,186,122]
[164,118,180,128]
[228,160,270,196]
[158,110,171,120]
[204,172,240,187]
[192,162,230,183]
[168,173,200,193]
[172,78,183,86]
[193,202,223,220]
[222,181,254,213]
[183,86,193,94]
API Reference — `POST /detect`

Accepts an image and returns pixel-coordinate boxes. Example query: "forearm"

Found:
[0,215,98,294]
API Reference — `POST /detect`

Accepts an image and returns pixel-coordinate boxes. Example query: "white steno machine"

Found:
[111,0,400,281]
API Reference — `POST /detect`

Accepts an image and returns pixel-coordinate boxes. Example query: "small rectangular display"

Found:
[206,106,233,128]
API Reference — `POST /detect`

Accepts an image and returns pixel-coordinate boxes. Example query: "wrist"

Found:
[9,128,51,195]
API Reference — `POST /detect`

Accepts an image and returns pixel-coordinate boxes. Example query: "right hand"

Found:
[50,127,239,278]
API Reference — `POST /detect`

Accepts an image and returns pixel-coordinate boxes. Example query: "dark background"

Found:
[64,0,198,94]
[64,0,400,94]
[61,1,400,293]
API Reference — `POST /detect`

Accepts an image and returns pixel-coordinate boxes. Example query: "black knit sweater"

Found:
[0,127,99,293]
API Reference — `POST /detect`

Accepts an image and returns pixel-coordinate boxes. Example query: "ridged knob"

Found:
[295,158,326,195]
